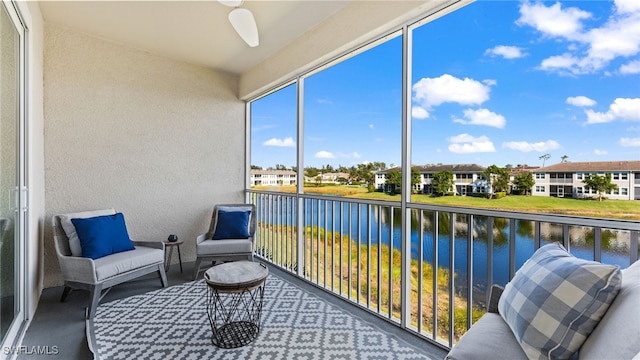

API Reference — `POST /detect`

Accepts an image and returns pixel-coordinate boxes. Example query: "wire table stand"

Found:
[204,261,268,348]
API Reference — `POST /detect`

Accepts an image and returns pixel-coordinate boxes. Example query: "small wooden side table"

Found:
[164,240,183,273]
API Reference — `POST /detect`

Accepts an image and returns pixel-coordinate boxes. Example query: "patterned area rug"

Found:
[90,275,436,360]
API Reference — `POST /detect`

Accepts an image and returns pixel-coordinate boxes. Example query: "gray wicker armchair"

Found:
[193,204,257,280]
[52,209,167,319]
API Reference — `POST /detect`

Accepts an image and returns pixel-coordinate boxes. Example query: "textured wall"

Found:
[43,24,244,287]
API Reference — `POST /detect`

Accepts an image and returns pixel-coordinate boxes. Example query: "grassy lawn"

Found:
[252,185,640,220]
[350,191,640,220]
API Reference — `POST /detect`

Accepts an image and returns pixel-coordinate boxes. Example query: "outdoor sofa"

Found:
[445,242,640,360]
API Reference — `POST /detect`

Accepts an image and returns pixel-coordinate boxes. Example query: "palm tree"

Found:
[539,153,551,167]
[561,155,569,163]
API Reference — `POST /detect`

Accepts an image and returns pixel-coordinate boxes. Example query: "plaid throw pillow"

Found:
[498,242,621,360]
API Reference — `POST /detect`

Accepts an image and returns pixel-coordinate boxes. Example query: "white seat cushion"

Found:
[196,239,252,256]
[446,313,527,360]
[93,246,163,281]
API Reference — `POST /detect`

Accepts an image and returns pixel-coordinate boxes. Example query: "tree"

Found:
[411,168,421,193]
[583,173,618,202]
[250,165,262,170]
[322,164,334,173]
[482,165,510,198]
[347,163,378,192]
[385,169,402,194]
[539,154,551,167]
[513,172,535,195]
[305,167,319,178]
[431,170,454,196]
[314,175,322,187]
[561,155,569,163]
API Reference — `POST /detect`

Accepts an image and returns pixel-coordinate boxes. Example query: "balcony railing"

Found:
[247,189,640,350]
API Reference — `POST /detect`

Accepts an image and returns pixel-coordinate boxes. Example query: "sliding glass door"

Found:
[0,0,25,351]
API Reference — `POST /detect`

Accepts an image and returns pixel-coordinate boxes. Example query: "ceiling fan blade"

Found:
[218,0,242,7]
[228,8,259,48]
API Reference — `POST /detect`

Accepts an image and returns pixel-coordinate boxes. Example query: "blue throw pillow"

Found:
[212,210,251,240]
[71,213,135,259]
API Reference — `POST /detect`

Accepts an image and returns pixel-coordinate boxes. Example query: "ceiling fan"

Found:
[219,0,260,48]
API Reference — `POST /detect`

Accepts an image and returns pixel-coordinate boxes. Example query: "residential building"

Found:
[304,172,351,185]
[533,161,640,200]
[375,164,488,195]
[250,169,297,186]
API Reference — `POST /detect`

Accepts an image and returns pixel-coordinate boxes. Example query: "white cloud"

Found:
[594,149,608,155]
[412,106,430,119]
[263,137,295,147]
[453,108,506,128]
[620,137,640,147]
[615,0,640,15]
[485,45,527,59]
[369,124,375,129]
[317,98,332,104]
[583,15,640,72]
[315,151,336,159]
[502,140,561,152]
[412,74,493,110]
[584,110,616,124]
[586,98,640,124]
[620,60,640,74]
[519,1,640,74]
[448,134,496,153]
[539,53,579,72]
[517,2,591,40]
[566,96,596,107]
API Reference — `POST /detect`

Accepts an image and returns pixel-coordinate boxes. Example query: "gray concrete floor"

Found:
[18,261,448,360]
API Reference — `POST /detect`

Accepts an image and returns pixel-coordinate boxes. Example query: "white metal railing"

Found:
[247,189,640,349]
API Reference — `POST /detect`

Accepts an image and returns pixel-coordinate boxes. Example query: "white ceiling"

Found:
[39,1,350,75]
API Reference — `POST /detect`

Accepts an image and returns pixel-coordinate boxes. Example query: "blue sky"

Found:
[251,0,640,169]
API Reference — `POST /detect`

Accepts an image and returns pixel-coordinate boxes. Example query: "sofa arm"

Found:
[196,233,207,245]
[57,255,98,284]
[488,285,504,313]
[132,240,164,251]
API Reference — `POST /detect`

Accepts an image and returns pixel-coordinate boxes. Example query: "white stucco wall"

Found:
[43,24,245,287]
[22,0,46,320]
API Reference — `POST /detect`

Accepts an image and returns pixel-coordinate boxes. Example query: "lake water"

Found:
[298,198,632,290]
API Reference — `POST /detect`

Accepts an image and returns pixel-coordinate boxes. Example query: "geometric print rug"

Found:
[89,274,437,360]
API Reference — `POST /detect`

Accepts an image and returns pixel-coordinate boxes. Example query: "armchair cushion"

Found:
[71,213,135,259]
[93,246,164,281]
[498,242,621,360]
[197,238,253,256]
[212,210,251,240]
[60,208,116,256]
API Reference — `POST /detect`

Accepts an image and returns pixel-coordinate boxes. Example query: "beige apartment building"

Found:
[250,169,297,186]
[532,161,640,200]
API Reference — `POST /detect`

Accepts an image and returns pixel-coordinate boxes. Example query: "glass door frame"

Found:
[0,0,28,355]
